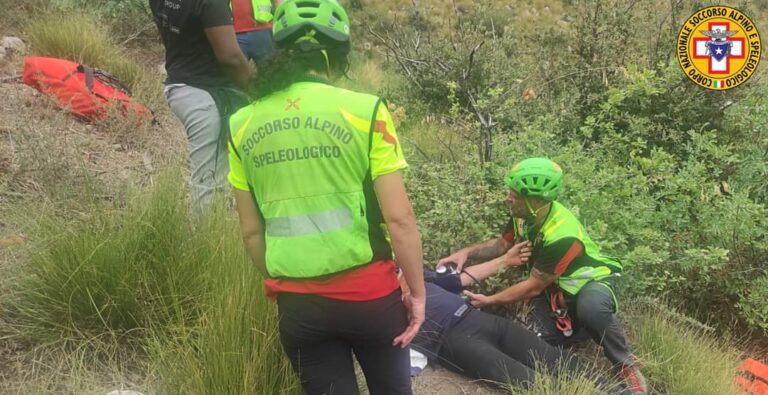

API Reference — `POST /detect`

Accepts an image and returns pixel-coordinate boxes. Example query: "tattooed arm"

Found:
[464,268,557,307]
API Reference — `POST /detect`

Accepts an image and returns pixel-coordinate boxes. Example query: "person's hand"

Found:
[392,293,426,348]
[463,290,493,308]
[437,250,469,272]
[503,241,532,267]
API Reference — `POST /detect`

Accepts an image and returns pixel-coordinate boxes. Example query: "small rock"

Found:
[142,152,154,173]
[1,36,26,55]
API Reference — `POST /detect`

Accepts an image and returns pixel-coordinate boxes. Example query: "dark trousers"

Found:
[437,309,582,388]
[277,290,412,395]
[529,281,634,367]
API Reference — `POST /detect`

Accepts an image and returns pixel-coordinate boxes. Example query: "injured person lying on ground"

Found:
[403,241,630,393]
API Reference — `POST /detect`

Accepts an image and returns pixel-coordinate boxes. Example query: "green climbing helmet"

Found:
[505,157,563,200]
[273,0,350,51]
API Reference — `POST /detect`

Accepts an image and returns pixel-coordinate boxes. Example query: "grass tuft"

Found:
[7,170,203,347]
[627,301,742,395]
[3,171,298,393]
[503,357,622,395]
[3,172,299,394]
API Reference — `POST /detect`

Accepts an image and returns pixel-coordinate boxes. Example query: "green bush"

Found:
[406,160,507,262]
[738,275,768,334]
[383,0,768,334]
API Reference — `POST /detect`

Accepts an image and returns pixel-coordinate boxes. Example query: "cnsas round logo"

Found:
[676,6,761,90]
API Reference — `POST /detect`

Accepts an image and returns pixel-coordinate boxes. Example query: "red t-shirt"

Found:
[263,260,400,301]
[231,0,272,33]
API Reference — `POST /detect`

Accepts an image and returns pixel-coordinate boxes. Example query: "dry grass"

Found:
[360,59,385,91]
[398,117,474,164]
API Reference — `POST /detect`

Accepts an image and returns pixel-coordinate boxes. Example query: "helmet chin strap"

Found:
[524,197,550,222]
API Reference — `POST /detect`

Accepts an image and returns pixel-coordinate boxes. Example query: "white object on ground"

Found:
[410,348,428,377]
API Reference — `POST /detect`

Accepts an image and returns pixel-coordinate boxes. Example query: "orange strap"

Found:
[549,290,573,336]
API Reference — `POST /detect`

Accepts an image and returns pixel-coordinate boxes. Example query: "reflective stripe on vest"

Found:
[229,81,387,279]
[558,266,614,295]
[265,207,353,237]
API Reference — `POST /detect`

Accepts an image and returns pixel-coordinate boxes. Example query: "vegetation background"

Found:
[0,0,766,394]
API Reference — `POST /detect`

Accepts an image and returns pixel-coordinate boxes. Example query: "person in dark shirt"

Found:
[437,158,648,395]
[149,0,252,212]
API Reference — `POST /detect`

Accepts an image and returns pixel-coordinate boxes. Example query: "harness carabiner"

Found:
[549,290,573,337]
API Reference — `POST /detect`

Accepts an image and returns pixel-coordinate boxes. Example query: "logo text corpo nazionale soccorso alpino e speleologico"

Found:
[677,6,761,90]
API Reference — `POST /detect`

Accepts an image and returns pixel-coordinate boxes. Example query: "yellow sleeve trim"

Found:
[339,107,371,133]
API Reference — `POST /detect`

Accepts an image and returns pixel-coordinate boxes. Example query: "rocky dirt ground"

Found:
[412,368,501,395]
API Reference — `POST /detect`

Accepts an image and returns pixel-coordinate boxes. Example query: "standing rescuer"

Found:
[230,0,277,63]
[439,157,649,395]
[227,0,426,394]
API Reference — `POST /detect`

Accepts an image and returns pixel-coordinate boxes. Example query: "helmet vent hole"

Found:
[296,1,316,7]
[299,12,317,18]
[532,176,539,185]
[542,179,550,187]
[332,12,342,20]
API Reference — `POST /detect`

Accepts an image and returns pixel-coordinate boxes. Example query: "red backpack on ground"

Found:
[21,56,152,122]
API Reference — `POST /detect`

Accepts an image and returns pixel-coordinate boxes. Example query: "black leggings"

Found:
[437,309,583,388]
[277,290,412,395]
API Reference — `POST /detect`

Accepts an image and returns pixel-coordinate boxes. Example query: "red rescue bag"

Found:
[738,358,768,395]
[21,56,152,121]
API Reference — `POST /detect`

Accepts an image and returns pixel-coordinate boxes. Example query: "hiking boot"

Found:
[619,364,649,395]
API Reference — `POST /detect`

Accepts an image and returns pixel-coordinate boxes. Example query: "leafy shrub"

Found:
[738,275,768,334]
[406,160,507,262]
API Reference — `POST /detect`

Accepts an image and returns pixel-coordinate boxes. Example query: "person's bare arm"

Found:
[437,237,513,272]
[374,171,425,347]
[204,26,252,89]
[459,241,531,287]
[234,189,267,276]
[464,268,556,307]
